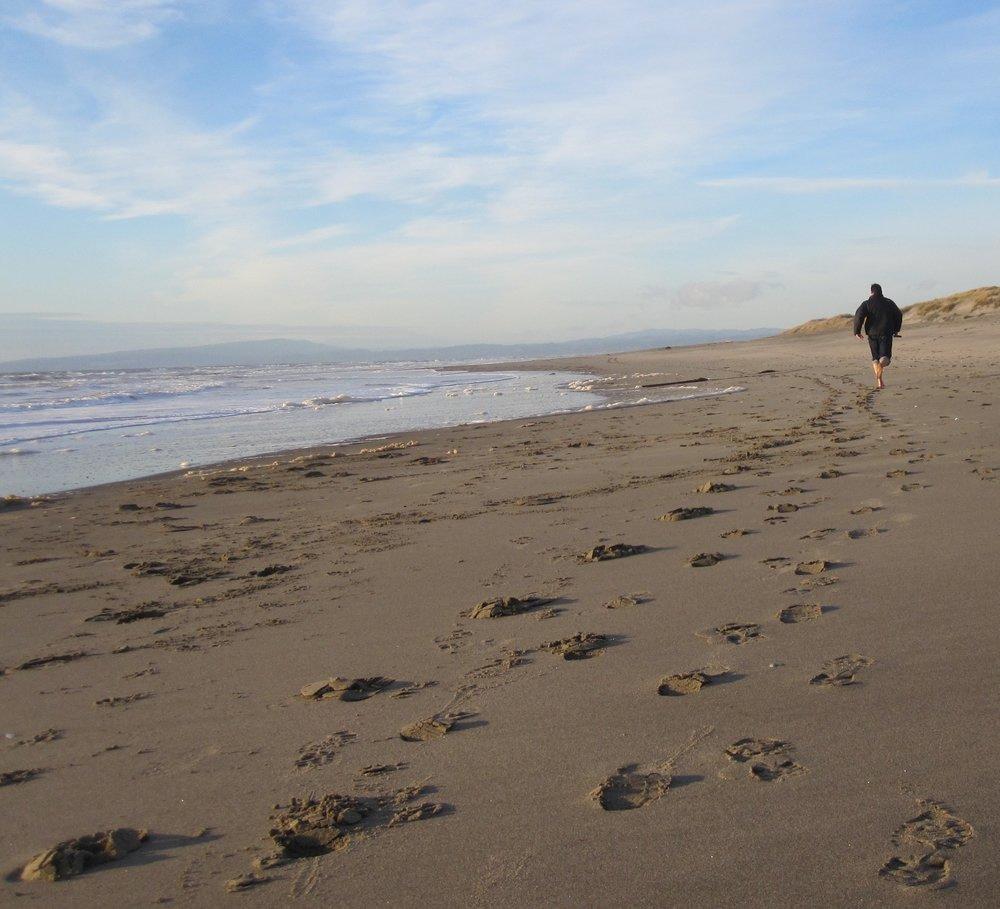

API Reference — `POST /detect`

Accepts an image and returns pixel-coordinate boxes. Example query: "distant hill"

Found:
[0,327,776,373]
[784,286,1000,335]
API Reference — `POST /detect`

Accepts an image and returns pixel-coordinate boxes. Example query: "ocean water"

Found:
[0,362,748,497]
[0,363,606,496]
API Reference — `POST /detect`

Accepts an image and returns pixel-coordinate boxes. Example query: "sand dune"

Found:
[783,285,1000,334]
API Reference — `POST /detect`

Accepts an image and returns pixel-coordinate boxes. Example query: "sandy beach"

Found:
[2,318,998,906]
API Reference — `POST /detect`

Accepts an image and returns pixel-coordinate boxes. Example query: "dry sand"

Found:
[1,318,998,906]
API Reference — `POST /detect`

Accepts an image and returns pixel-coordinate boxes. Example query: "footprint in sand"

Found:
[657,668,729,696]
[749,759,806,782]
[695,482,736,494]
[226,873,270,893]
[761,556,792,570]
[268,786,444,859]
[18,828,148,882]
[810,654,873,687]
[299,677,393,701]
[818,469,843,479]
[465,650,529,682]
[845,528,883,540]
[94,693,151,708]
[721,529,750,539]
[767,503,799,514]
[850,505,882,515]
[294,731,357,770]
[603,592,650,609]
[86,604,168,624]
[541,632,610,660]
[435,627,473,653]
[697,623,762,645]
[688,552,725,568]
[800,528,836,540]
[886,469,910,478]
[399,711,476,742]
[358,762,408,777]
[590,761,673,810]
[390,681,437,699]
[794,560,830,575]
[2,651,89,675]
[726,738,804,782]
[9,728,62,747]
[659,506,713,522]
[879,800,974,889]
[783,575,838,594]
[1,768,44,787]
[579,543,647,563]
[777,604,823,623]
[725,737,789,762]
[880,853,951,888]
[463,595,555,619]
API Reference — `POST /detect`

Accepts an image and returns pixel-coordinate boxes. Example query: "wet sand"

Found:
[2,319,998,905]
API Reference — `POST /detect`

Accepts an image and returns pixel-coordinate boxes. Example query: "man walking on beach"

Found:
[854,284,903,389]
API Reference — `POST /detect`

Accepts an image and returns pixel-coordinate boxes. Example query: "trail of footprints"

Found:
[571,384,968,889]
[879,800,974,888]
[12,377,976,894]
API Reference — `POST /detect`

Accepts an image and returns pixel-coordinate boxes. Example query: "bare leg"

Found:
[873,360,885,389]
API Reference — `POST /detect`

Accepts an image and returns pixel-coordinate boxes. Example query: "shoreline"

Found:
[4,352,755,499]
[1,365,601,499]
[11,379,748,503]
[2,319,998,905]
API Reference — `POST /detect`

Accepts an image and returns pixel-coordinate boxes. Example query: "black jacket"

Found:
[853,296,903,337]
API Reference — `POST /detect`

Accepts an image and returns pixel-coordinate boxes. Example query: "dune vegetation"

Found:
[784,286,1000,335]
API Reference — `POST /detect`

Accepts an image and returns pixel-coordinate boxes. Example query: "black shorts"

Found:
[868,334,893,363]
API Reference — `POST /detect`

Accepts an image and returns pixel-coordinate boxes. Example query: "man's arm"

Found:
[853,302,868,337]
[892,301,903,335]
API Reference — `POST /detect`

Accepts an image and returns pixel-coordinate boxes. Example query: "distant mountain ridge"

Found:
[783,286,1000,335]
[0,328,776,373]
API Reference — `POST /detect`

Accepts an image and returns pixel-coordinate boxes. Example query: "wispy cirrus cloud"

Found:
[280,0,814,175]
[2,3,809,239]
[1,1,998,342]
[270,224,351,249]
[5,0,188,50]
[0,138,111,209]
[0,82,273,220]
[700,173,1000,193]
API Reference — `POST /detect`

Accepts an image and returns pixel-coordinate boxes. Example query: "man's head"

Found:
[870,283,883,297]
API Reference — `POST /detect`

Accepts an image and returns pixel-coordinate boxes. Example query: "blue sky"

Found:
[1,0,998,353]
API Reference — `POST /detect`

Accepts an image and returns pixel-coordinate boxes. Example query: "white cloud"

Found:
[282,0,807,175]
[270,224,352,248]
[0,139,111,209]
[306,146,513,205]
[640,278,779,310]
[673,279,779,309]
[2,1,998,340]
[700,174,1000,193]
[163,209,749,340]
[6,0,187,49]
[0,86,274,220]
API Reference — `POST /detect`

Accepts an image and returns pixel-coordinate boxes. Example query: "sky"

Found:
[1,0,998,355]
